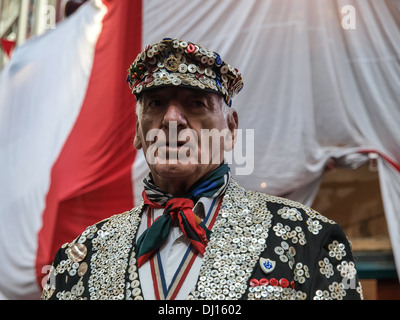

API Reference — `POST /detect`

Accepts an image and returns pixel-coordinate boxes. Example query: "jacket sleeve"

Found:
[307,223,363,300]
[41,245,68,300]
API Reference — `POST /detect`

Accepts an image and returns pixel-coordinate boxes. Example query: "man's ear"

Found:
[224,108,239,151]
[133,118,142,150]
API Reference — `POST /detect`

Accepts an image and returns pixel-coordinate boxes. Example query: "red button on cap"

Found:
[187,44,196,53]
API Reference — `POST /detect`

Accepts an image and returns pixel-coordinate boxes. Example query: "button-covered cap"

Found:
[127,38,244,106]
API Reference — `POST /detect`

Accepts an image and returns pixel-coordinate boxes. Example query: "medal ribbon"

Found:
[150,196,223,300]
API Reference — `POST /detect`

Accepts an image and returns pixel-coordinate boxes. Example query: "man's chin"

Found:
[150,161,198,177]
[149,160,220,179]
[147,159,222,194]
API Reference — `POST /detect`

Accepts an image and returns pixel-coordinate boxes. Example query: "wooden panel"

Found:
[312,163,400,299]
[312,163,389,249]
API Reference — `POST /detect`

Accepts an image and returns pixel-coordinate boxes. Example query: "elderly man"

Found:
[42,38,363,300]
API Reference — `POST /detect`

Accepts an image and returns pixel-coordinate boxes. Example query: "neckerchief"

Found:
[136,164,230,268]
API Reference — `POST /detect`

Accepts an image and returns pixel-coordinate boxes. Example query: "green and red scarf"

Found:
[136,164,231,268]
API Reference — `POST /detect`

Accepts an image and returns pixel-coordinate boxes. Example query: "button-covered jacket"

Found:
[41,179,363,300]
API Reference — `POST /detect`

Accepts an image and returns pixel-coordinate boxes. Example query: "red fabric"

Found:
[0,39,16,57]
[35,0,142,288]
[165,198,209,255]
[142,190,164,209]
[138,195,208,268]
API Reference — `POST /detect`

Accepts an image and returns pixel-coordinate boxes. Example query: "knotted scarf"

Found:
[136,164,230,268]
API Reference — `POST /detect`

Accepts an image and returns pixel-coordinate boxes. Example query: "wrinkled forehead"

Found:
[140,86,224,104]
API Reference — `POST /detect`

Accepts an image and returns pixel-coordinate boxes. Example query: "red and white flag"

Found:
[0,0,142,299]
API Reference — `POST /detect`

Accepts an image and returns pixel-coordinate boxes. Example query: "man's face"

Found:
[134,87,238,190]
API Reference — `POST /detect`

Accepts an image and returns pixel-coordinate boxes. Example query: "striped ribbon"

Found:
[150,197,222,300]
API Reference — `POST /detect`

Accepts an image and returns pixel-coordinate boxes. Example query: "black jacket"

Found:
[42,179,363,300]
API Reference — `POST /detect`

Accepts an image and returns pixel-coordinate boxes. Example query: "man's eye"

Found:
[192,100,206,107]
[149,100,162,108]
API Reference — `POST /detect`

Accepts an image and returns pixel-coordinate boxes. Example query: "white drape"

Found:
[138,0,400,276]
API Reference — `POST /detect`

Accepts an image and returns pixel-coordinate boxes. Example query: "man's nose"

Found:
[162,102,187,128]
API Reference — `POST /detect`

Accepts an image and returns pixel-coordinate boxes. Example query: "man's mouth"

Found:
[165,137,193,149]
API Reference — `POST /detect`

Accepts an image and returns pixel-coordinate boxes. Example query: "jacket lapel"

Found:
[188,178,273,300]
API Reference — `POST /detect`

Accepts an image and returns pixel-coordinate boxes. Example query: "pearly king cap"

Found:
[127,38,244,106]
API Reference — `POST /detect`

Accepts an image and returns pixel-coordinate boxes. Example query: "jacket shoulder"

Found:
[41,204,144,300]
[259,192,336,224]
[229,178,336,225]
